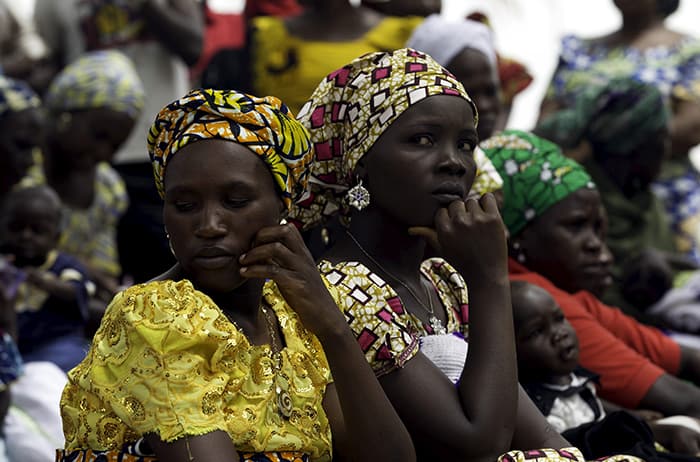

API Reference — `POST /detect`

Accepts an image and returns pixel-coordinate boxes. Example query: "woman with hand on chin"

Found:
[56,89,415,462]
[290,48,576,462]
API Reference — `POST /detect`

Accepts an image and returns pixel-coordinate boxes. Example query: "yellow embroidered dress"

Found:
[58,279,333,462]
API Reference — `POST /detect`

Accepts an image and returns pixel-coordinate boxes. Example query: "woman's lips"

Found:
[193,254,235,270]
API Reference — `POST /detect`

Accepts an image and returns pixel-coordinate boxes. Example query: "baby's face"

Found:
[513,284,579,382]
[1,198,60,267]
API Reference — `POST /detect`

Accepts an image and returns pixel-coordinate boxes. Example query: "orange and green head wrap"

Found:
[147,89,313,210]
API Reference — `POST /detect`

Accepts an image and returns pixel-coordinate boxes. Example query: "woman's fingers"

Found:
[252,223,309,256]
[408,226,441,253]
[239,241,296,270]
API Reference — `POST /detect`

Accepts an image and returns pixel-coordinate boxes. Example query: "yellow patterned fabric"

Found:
[60,279,333,461]
[45,50,144,118]
[147,89,313,209]
[317,258,469,375]
[56,448,312,462]
[497,447,643,462]
[58,162,128,277]
[252,16,424,114]
[470,145,503,199]
[288,48,477,231]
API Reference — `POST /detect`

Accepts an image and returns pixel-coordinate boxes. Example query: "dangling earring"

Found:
[166,232,176,258]
[512,241,526,264]
[346,178,370,211]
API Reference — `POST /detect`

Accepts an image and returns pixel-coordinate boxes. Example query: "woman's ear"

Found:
[354,158,368,181]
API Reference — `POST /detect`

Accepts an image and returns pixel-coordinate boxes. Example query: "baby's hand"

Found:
[25,268,53,289]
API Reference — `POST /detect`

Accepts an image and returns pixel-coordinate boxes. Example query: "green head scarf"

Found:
[535,77,669,156]
[481,130,596,236]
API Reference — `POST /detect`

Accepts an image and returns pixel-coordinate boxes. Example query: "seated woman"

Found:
[536,77,686,321]
[539,0,700,264]
[57,89,416,462]
[289,48,581,461]
[482,129,700,419]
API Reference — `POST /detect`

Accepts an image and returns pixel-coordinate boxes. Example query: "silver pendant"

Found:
[276,387,293,418]
[429,316,447,335]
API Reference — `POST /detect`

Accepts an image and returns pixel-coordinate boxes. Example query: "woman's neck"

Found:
[342,208,427,283]
[202,278,270,342]
[286,2,383,42]
[618,14,664,42]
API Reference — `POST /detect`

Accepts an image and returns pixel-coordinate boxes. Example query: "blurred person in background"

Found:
[35,0,204,284]
[540,0,700,265]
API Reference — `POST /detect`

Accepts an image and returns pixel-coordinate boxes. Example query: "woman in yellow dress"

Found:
[56,89,415,462]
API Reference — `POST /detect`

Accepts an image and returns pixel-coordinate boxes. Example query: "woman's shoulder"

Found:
[318,259,392,294]
[421,258,466,287]
[103,280,231,336]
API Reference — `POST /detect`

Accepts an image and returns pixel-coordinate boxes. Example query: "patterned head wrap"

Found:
[535,78,669,157]
[289,48,477,230]
[481,130,595,237]
[45,50,145,118]
[0,75,40,119]
[469,146,503,199]
[407,15,497,68]
[148,89,313,209]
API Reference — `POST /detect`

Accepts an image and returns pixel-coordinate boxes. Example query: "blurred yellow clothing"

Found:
[252,15,423,114]
[60,279,333,461]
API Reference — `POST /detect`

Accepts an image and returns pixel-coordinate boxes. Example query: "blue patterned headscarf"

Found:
[45,50,145,118]
[0,75,40,119]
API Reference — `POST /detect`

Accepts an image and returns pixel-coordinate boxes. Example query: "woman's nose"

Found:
[195,206,227,238]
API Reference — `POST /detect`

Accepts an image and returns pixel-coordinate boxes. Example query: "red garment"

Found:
[509,258,681,408]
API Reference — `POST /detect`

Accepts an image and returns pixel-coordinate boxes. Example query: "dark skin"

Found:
[511,282,580,386]
[0,188,79,302]
[447,47,502,141]
[43,108,136,299]
[147,139,415,462]
[514,188,614,299]
[512,281,700,455]
[287,0,384,42]
[593,126,670,200]
[514,187,700,419]
[592,126,698,312]
[539,0,700,157]
[323,95,566,462]
[361,0,442,17]
[0,108,42,197]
